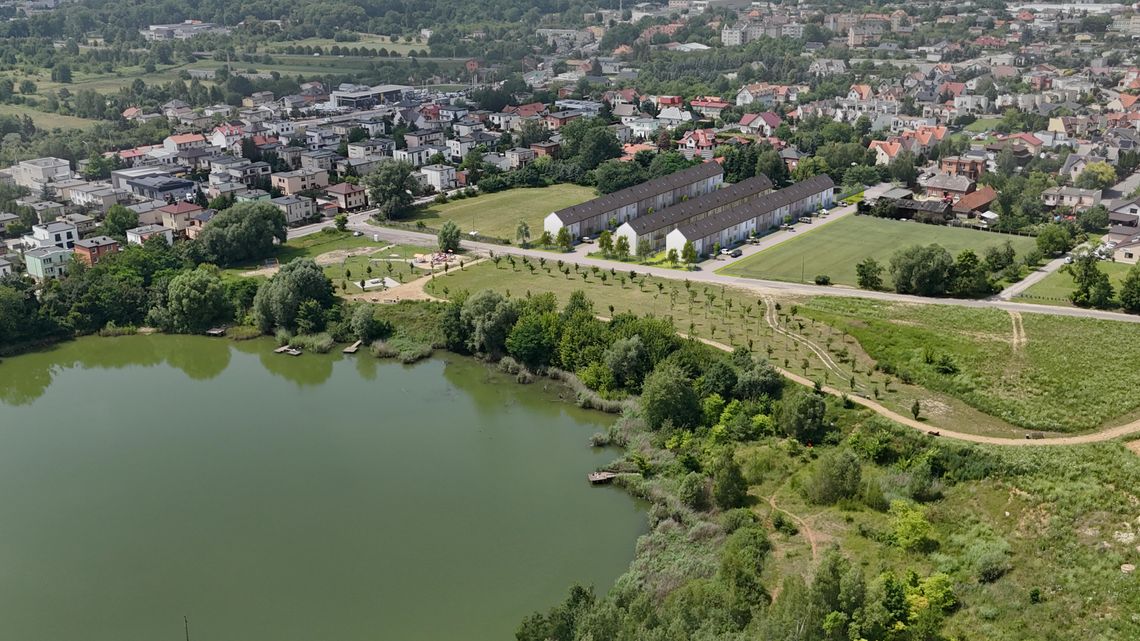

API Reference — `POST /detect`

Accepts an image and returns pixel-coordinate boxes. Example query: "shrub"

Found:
[719,508,756,533]
[370,340,399,358]
[678,472,709,511]
[289,332,335,353]
[814,274,832,286]
[803,450,862,505]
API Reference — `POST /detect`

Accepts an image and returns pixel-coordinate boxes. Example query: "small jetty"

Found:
[274,346,303,356]
[587,471,618,485]
[205,327,226,337]
[343,340,363,354]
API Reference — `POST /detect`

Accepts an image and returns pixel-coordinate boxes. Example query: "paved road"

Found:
[996,256,1067,300]
[335,214,1140,325]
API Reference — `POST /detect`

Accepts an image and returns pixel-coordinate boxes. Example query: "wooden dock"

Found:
[587,471,618,485]
[205,327,226,337]
[273,345,291,353]
[273,346,303,356]
[343,340,363,354]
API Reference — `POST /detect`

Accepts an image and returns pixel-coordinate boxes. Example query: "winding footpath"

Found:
[333,213,1140,448]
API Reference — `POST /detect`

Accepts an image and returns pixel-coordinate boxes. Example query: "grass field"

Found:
[423,260,1072,437]
[0,103,100,130]
[1018,261,1132,306]
[720,215,1037,287]
[964,117,1002,133]
[407,185,596,241]
[797,296,1140,431]
[321,243,433,289]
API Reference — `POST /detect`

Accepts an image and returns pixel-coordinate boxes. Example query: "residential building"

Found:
[57,213,96,235]
[940,156,986,182]
[665,175,835,257]
[679,129,718,160]
[125,176,197,202]
[73,236,120,266]
[347,139,394,159]
[506,148,536,169]
[163,133,208,153]
[24,246,71,280]
[325,183,368,211]
[394,146,434,167]
[271,195,318,225]
[544,161,724,239]
[23,221,77,249]
[921,173,975,202]
[300,150,338,172]
[126,224,174,246]
[1042,186,1101,211]
[544,110,583,130]
[616,174,774,252]
[420,165,457,193]
[271,169,329,196]
[7,157,70,190]
[530,141,561,159]
[0,257,10,277]
[159,201,205,235]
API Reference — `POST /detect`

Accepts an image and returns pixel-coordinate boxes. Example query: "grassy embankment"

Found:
[404,185,596,241]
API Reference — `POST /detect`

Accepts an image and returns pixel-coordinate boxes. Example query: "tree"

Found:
[515,219,531,247]
[678,472,709,510]
[1075,161,1116,190]
[594,160,647,194]
[576,128,622,170]
[666,248,679,265]
[890,500,934,551]
[1036,223,1072,256]
[1120,264,1140,313]
[145,266,227,333]
[712,450,748,509]
[983,240,1016,273]
[614,235,630,260]
[598,230,614,256]
[603,335,650,391]
[755,149,788,186]
[364,161,422,219]
[460,289,518,358]
[556,227,573,251]
[252,259,335,333]
[102,204,139,238]
[641,362,701,430]
[777,389,828,444]
[911,399,921,420]
[888,151,918,186]
[950,249,994,298]
[1067,254,1114,308]
[506,311,560,368]
[194,202,287,266]
[648,151,695,178]
[681,240,698,267]
[350,303,389,342]
[889,244,954,296]
[1077,205,1109,232]
[804,450,862,505]
[334,214,348,232]
[792,156,830,182]
[855,257,883,290]
[438,220,461,252]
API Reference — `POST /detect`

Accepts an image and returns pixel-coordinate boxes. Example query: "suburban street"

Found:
[304,212,1140,325]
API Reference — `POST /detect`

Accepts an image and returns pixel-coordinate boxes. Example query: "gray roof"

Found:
[922,173,973,192]
[676,175,835,240]
[626,174,774,235]
[74,235,118,249]
[551,162,724,226]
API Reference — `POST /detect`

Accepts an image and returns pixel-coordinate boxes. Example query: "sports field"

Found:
[719,214,1037,287]
[406,185,595,241]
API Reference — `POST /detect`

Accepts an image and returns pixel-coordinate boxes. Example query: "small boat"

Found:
[285,348,303,357]
[205,327,226,337]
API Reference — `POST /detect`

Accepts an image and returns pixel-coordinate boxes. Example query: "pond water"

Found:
[0,336,645,641]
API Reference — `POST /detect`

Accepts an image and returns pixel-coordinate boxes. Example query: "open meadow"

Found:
[406,185,595,241]
[421,259,1131,437]
[719,215,1037,287]
[1018,260,1132,307]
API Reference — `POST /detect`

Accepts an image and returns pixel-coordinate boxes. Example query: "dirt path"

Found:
[346,258,488,304]
[687,333,1140,447]
[1127,440,1140,457]
[763,478,820,563]
[1008,310,1027,352]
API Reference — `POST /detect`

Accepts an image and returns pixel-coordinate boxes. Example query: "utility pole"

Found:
[184,616,190,641]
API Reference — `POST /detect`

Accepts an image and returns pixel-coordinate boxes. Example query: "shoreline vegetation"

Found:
[5,293,1140,639]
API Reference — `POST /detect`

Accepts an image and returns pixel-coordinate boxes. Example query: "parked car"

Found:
[729,248,742,258]
[580,236,593,244]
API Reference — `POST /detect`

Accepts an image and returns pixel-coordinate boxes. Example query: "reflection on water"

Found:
[0,336,645,641]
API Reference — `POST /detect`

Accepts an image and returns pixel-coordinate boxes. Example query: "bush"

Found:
[678,472,709,511]
[814,274,832,286]
[719,508,756,533]
[288,332,335,353]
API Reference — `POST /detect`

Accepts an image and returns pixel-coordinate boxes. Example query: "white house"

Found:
[23,221,78,249]
[126,224,175,246]
[420,164,457,193]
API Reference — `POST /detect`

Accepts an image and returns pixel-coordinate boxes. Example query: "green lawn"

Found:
[321,244,433,290]
[720,215,1037,287]
[0,103,100,130]
[798,296,1140,432]
[407,185,596,241]
[964,117,1001,133]
[1018,261,1132,307]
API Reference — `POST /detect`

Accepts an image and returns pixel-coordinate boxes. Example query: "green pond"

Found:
[0,335,646,641]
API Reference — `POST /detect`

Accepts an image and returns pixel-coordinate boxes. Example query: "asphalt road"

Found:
[313,212,1140,325]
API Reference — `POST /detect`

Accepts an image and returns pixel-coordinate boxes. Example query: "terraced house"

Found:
[666,174,835,257]
[543,162,723,240]
[615,174,774,253]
